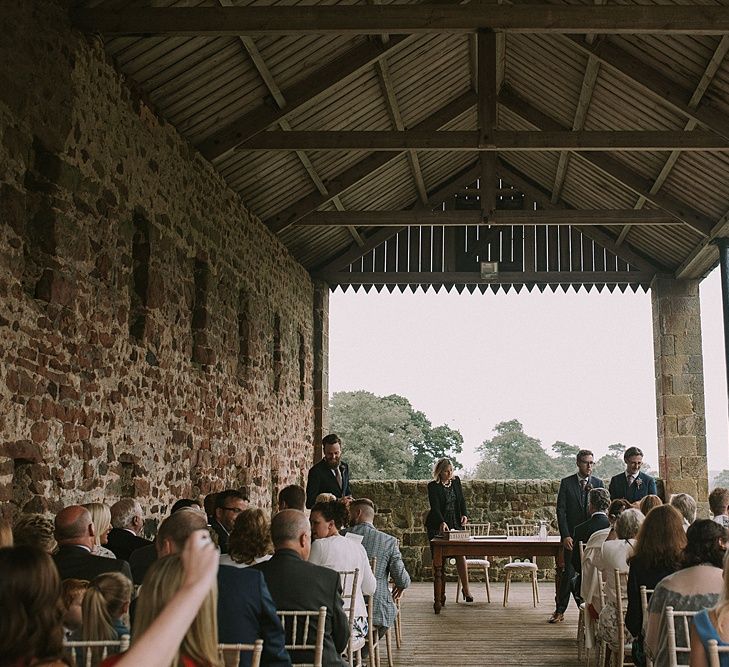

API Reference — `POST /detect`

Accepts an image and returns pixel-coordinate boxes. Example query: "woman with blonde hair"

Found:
[83,502,115,558]
[13,514,57,553]
[219,508,273,568]
[79,572,132,664]
[101,553,221,667]
[0,517,12,547]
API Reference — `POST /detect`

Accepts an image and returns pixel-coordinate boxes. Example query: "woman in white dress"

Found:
[308,500,376,652]
[219,508,273,568]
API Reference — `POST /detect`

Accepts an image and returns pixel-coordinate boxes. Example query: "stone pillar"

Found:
[312,280,330,465]
[716,238,729,418]
[651,278,708,502]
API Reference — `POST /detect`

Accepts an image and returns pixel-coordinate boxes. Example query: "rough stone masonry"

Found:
[0,0,315,525]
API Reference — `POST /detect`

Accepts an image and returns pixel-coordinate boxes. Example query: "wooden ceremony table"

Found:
[430,535,564,613]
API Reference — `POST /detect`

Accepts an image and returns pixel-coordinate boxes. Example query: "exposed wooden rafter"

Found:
[478,30,498,216]
[240,130,729,152]
[298,209,681,226]
[71,6,729,36]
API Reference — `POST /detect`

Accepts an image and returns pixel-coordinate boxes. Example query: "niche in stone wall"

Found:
[272,313,283,392]
[191,257,215,366]
[298,331,306,401]
[128,213,150,341]
[23,197,59,303]
[237,287,250,383]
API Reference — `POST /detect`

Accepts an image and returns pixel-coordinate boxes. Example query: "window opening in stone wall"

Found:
[298,331,306,401]
[273,313,282,392]
[237,288,250,381]
[191,258,212,366]
[23,199,58,303]
[128,213,150,341]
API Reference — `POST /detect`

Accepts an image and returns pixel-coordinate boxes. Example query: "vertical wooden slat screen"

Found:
[409,226,421,273]
[535,226,547,272]
[524,225,536,272]
[432,226,444,272]
[547,225,559,271]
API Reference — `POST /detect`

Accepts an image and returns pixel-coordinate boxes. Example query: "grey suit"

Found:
[347,522,410,629]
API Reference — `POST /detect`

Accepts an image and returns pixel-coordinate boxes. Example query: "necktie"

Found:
[580,479,587,507]
[335,466,343,490]
[628,475,635,487]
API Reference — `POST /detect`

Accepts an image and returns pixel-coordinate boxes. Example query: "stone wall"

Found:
[0,0,315,524]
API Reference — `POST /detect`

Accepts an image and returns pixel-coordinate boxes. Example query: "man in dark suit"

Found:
[210,489,249,554]
[306,434,352,509]
[107,498,152,561]
[52,505,132,581]
[549,449,605,624]
[571,488,611,582]
[608,446,658,504]
[254,510,349,667]
[154,509,290,667]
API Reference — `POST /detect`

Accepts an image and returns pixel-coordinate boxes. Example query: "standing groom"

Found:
[608,446,657,504]
[549,449,605,624]
[305,433,353,509]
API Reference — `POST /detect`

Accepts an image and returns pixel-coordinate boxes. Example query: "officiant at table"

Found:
[425,458,474,602]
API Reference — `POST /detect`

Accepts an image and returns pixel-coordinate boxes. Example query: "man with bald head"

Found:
[52,505,132,581]
[254,510,349,667]
[348,498,410,635]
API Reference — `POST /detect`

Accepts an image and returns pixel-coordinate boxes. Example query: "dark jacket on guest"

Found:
[556,474,605,540]
[128,543,157,585]
[254,549,349,667]
[106,528,151,562]
[625,555,677,638]
[53,545,132,581]
[571,512,611,572]
[306,460,352,509]
[425,477,467,536]
[218,565,290,667]
[210,518,230,554]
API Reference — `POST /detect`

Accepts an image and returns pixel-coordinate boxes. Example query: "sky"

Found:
[328,267,727,474]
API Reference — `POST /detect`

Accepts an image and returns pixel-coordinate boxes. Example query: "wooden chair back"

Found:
[468,523,491,537]
[218,639,264,667]
[707,639,729,667]
[506,523,539,564]
[276,607,327,667]
[639,586,655,667]
[665,605,698,667]
[612,568,632,667]
[338,568,360,667]
[63,635,130,667]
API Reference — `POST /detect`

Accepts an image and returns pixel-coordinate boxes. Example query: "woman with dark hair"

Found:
[425,458,473,601]
[0,545,70,667]
[644,519,727,667]
[626,504,688,666]
[639,494,663,516]
[308,500,376,654]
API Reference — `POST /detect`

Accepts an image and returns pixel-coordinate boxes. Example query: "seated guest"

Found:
[0,545,69,667]
[61,578,88,639]
[626,504,687,667]
[102,553,220,667]
[710,487,729,529]
[53,506,132,581]
[308,501,376,653]
[220,508,273,568]
[348,498,411,635]
[596,509,644,655]
[608,446,657,505]
[689,551,729,666]
[278,485,306,512]
[211,490,249,554]
[13,513,57,553]
[155,509,289,667]
[204,492,218,524]
[254,510,350,667]
[107,498,151,561]
[645,520,727,667]
[572,488,611,585]
[79,572,132,664]
[83,502,115,558]
[639,494,663,516]
[670,493,697,530]
[129,501,206,586]
[316,493,338,504]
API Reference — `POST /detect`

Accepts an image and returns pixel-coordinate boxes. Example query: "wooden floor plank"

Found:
[392,582,581,666]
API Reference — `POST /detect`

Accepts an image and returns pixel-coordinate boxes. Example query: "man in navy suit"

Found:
[608,446,657,504]
[156,508,290,667]
[305,434,352,509]
[571,488,611,584]
[549,449,605,624]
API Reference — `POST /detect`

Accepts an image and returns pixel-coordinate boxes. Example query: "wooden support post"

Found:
[478,30,498,218]
[716,238,729,420]
[312,280,329,465]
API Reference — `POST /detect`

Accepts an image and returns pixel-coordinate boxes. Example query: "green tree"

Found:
[329,391,463,479]
[550,440,581,478]
[474,419,558,479]
[594,443,627,480]
[712,470,729,489]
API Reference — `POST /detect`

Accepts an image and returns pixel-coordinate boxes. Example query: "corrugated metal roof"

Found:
[83,0,729,284]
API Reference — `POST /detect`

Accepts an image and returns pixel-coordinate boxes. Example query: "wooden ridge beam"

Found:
[240,129,729,151]
[265,91,477,234]
[315,270,657,284]
[71,6,729,36]
[299,209,681,226]
[478,30,498,215]
[498,86,715,236]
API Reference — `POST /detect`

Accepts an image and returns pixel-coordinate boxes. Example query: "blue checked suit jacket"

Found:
[347,522,411,629]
